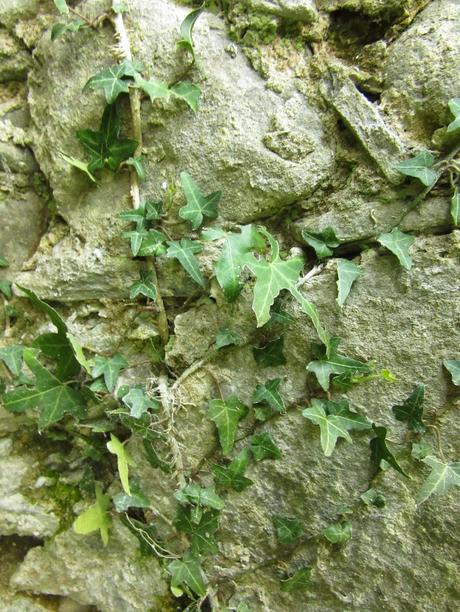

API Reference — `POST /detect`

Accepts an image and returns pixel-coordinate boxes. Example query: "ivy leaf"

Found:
[119,200,162,225]
[134,75,170,102]
[360,488,385,508]
[166,239,205,288]
[170,82,201,113]
[208,396,248,455]
[370,425,407,477]
[66,333,91,374]
[203,225,264,301]
[143,439,171,473]
[323,521,352,544]
[215,328,241,349]
[136,230,167,257]
[392,384,425,432]
[273,516,303,545]
[122,387,159,418]
[253,379,284,413]
[175,506,219,555]
[83,60,142,103]
[0,345,24,377]
[106,433,135,496]
[417,455,460,504]
[302,398,370,457]
[0,280,12,299]
[113,487,150,512]
[444,360,460,386]
[73,485,111,546]
[378,228,415,270]
[213,448,253,492]
[280,567,312,593]
[91,353,128,393]
[306,342,370,391]
[168,552,206,598]
[395,150,439,187]
[3,348,86,429]
[451,188,459,226]
[17,285,67,334]
[177,8,203,58]
[32,333,80,382]
[336,260,360,306]
[175,484,224,512]
[447,98,460,133]
[129,271,157,301]
[302,227,340,259]
[112,1,129,14]
[60,153,97,182]
[53,0,69,14]
[243,229,303,327]
[411,441,431,461]
[253,336,286,368]
[250,432,282,461]
[51,19,86,40]
[0,256,8,267]
[179,171,220,230]
[126,156,146,181]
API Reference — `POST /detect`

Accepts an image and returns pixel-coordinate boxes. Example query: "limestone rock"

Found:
[245,0,318,21]
[0,28,31,82]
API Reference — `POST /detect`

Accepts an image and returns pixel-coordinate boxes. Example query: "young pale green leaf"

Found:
[0,256,8,268]
[212,449,253,492]
[361,488,385,508]
[170,82,201,112]
[253,379,284,413]
[166,239,205,287]
[53,0,69,14]
[121,387,159,419]
[84,60,142,103]
[168,552,206,598]
[447,98,460,133]
[179,171,220,229]
[417,455,460,504]
[290,286,330,352]
[280,567,312,593]
[253,336,286,368]
[444,360,460,386]
[73,485,111,546]
[273,516,303,545]
[175,484,224,511]
[126,156,145,181]
[92,353,128,392]
[451,188,459,226]
[302,398,370,457]
[175,506,219,555]
[411,441,431,461]
[215,328,241,349]
[60,153,97,182]
[251,432,282,461]
[370,425,407,477]
[177,8,203,58]
[66,333,92,374]
[392,384,425,432]
[306,343,370,392]
[106,434,135,496]
[302,227,340,259]
[208,396,248,455]
[323,521,352,544]
[2,348,86,429]
[0,345,24,377]
[395,150,438,186]
[129,272,157,301]
[336,259,360,306]
[378,228,415,270]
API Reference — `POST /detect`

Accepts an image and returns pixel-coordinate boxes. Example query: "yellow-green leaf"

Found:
[107,434,135,495]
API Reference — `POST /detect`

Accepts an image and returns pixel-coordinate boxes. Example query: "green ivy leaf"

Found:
[53,0,69,14]
[106,433,135,496]
[253,337,286,368]
[178,171,220,230]
[360,488,385,508]
[395,150,439,186]
[3,348,85,429]
[129,271,157,301]
[66,333,91,374]
[392,384,425,432]
[301,227,340,259]
[126,156,146,181]
[451,188,459,226]
[60,153,97,182]
[280,567,312,593]
[166,239,205,288]
[302,398,370,457]
[136,230,167,257]
[73,484,111,546]
[175,484,224,512]
[168,552,206,598]
[378,228,415,270]
[175,506,219,555]
[213,448,253,492]
[122,387,159,419]
[170,82,201,113]
[250,432,282,461]
[370,425,407,477]
[113,487,150,512]
[273,516,303,545]
[0,256,8,268]
[208,396,248,455]
[177,8,203,58]
[134,75,170,102]
[84,59,143,103]
[444,360,460,386]
[411,441,431,461]
[0,280,12,299]
[323,521,352,544]
[92,353,128,392]
[51,19,86,40]
[0,345,24,377]
[112,0,129,13]
[143,439,171,473]
[417,455,460,504]
[306,342,370,391]
[253,379,284,413]
[447,98,460,133]
[119,200,162,225]
[215,328,241,349]
[336,260,360,306]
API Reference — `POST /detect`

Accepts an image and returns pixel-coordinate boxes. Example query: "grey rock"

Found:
[317,0,415,15]
[0,141,37,173]
[0,0,39,30]
[11,520,173,612]
[0,28,31,82]
[245,0,318,21]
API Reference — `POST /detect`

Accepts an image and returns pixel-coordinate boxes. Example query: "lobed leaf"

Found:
[166,239,205,287]
[208,396,248,455]
[252,379,284,413]
[336,259,360,306]
[392,384,425,432]
[377,228,415,271]
[417,455,460,504]
[179,171,220,230]
[395,150,438,187]
[250,432,282,461]
[444,360,460,386]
